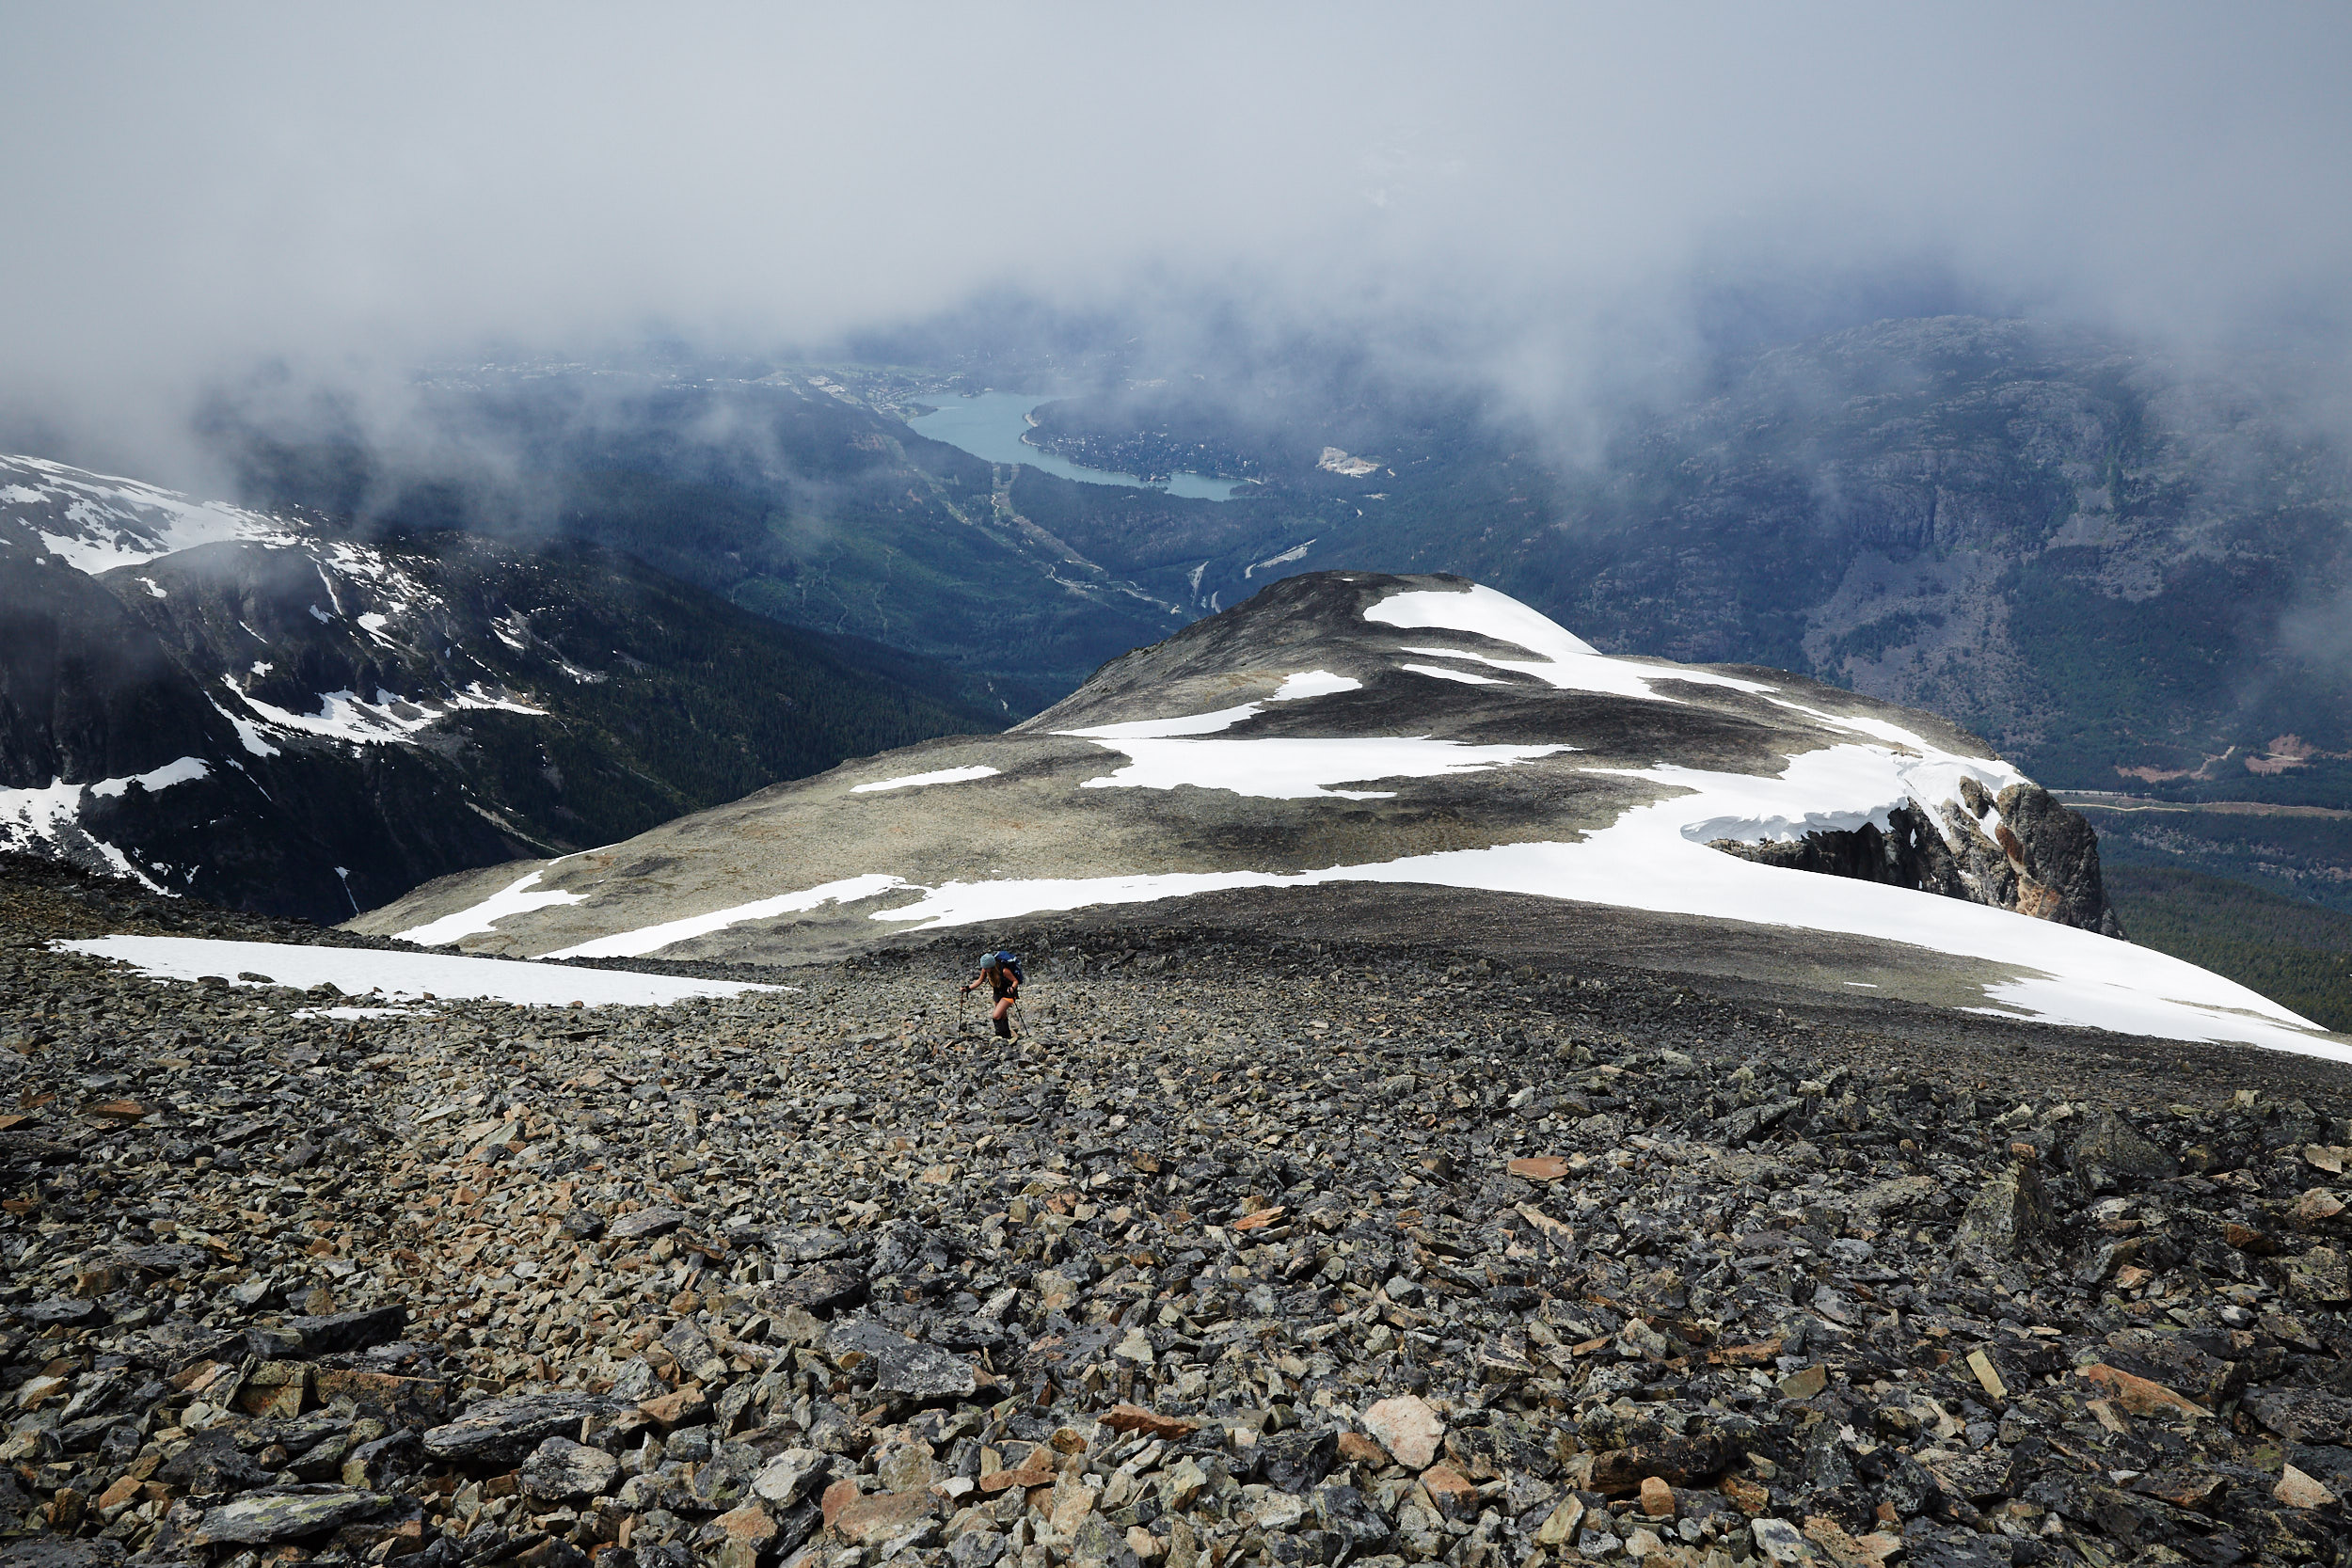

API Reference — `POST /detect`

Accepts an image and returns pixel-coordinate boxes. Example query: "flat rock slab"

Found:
[827,1321,977,1402]
[186,1485,391,1546]
[770,1261,866,1314]
[521,1435,621,1501]
[608,1206,691,1240]
[424,1392,625,1463]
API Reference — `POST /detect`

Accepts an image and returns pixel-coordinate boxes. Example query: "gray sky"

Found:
[6,3,2350,476]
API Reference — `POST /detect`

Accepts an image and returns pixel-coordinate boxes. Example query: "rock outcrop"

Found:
[1711,776,2123,936]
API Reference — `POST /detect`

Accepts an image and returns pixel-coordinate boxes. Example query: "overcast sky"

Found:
[6,4,2350,476]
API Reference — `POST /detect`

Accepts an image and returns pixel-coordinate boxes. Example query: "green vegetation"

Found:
[2106,864,2352,1033]
[2084,804,2352,916]
[1826,609,1945,666]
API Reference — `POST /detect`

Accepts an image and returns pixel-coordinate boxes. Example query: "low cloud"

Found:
[6,6,2351,483]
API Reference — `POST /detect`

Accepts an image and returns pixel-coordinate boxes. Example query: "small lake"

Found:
[906,391,1247,502]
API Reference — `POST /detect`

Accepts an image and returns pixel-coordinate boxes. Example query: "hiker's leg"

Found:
[993,998,1013,1037]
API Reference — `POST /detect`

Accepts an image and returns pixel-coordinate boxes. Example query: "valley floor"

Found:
[4,860,2352,1567]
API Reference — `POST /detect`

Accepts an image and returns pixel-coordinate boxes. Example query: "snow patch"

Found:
[209,696,281,757]
[230,680,544,745]
[60,934,776,1008]
[1401,662,1506,688]
[1371,584,1775,704]
[136,577,167,598]
[1061,669,1361,742]
[87,757,210,798]
[1,455,294,572]
[850,765,1002,795]
[545,874,909,959]
[1073,736,1569,801]
[392,870,588,946]
[1245,540,1316,578]
[0,758,215,893]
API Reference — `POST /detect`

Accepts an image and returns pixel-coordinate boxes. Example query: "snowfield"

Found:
[1,455,294,572]
[59,935,776,1007]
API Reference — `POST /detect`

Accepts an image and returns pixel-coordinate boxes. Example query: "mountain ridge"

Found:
[354,571,2334,1056]
[0,455,994,921]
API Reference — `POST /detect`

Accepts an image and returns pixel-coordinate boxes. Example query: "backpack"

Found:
[996,950,1025,985]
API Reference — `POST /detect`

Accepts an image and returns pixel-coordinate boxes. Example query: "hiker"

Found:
[962,949,1024,1038]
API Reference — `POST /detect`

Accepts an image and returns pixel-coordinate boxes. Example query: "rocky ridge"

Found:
[6,858,2352,1566]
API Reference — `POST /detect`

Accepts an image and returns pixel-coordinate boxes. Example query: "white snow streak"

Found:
[1074,736,1568,800]
[1059,669,1362,742]
[544,874,910,959]
[392,870,587,946]
[60,935,775,1008]
[850,766,1001,794]
[231,681,543,745]
[822,739,2338,1057]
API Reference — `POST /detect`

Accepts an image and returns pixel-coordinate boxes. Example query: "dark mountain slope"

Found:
[0,456,994,921]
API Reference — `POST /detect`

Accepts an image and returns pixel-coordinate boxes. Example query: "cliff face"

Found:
[1715,776,2122,937]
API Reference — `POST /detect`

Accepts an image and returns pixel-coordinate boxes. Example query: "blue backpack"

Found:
[993,950,1025,984]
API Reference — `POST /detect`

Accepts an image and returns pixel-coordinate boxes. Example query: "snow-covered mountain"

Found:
[0,456,990,920]
[358,571,2337,1055]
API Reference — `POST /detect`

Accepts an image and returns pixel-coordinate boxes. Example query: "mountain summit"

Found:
[358,572,2330,1054]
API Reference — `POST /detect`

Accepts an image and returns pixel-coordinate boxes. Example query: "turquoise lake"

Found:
[906,392,1245,502]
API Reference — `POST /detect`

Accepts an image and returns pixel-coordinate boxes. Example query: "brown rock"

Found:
[820,1477,861,1529]
[711,1500,777,1546]
[2134,1471,2226,1513]
[1535,1497,1586,1545]
[1102,1403,1199,1441]
[978,1462,1055,1495]
[2078,1363,2207,1419]
[1590,1436,1730,1496]
[1507,1156,1568,1182]
[637,1386,709,1428]
[1777,1364,1828,1401]
[2223,1222,2277,1255]
[1639,1476,1677,1518]
[1047,1476,1100,1539]
[2296,1189,2347,1226]
[1362,1394,1445,1469]
[1420,1464,1481,1522]
[312,1369,449,1425]
[1336,1432,1391,1468]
